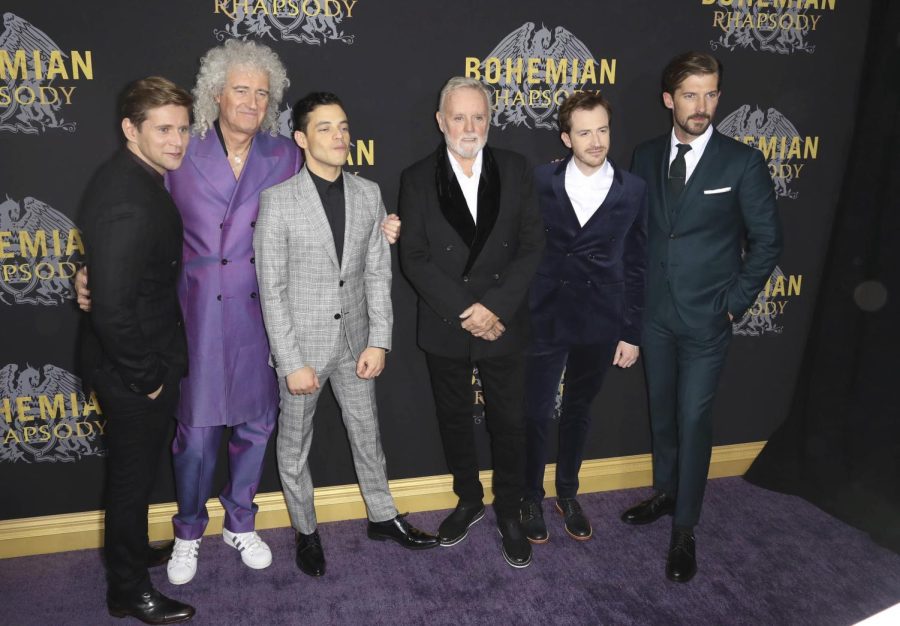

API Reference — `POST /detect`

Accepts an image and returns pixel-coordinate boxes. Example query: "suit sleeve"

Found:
[621,183,648,345]
[254,188,306,378]
[87,202,166,394]
[364,186,393,351]
[726,149,783,316]
[479,161,545,321]
[397,169,477,319]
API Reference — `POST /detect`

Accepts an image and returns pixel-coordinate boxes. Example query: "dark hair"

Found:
[558,91,612,134]
[120,76,192,126]
[292,92,345,134]
[661,52,722,95]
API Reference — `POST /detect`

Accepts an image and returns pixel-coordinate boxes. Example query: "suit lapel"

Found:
[230,135,279,213]
[656,138,673,230]
[671,131,721,225]
[464,146,500,274]
[435,147,476,247]
[341,174,365,274]
[294,167,340,270]
[552,156,582,233]
[188,132,235,207]
[576,159,625,237]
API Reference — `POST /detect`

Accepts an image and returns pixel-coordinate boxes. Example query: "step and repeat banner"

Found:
[1,0,870,520]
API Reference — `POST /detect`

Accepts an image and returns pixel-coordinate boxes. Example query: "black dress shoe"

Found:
[438,501,485,546]
[496,517,532,569]
[666,529,697,583]
[146,540,174,568]
[367,514,439,550]
[521,500,548,544]
[107,588,194,624]
[295,530,325,577]
[556,498,592,540]
[621,492,675,525]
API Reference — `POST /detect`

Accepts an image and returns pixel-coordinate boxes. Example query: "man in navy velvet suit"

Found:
[521,92,647,544]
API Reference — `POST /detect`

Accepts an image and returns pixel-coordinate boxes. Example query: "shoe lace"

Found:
[672,531,694,553]
[234,531,264,553]
[521,500,541,521]
[171,539,199,562]
[560,499,583,516]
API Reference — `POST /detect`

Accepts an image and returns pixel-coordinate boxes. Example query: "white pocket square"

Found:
[703,187,732,195]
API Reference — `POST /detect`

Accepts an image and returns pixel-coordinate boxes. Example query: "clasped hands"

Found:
[459,302,505,342]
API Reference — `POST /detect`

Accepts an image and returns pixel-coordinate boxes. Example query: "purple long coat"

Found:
[167,131,302,427]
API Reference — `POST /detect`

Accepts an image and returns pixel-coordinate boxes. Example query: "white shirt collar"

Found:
[446,148,483,180]
[669,124,714,182]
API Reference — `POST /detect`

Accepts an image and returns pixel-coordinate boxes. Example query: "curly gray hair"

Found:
[192,39,289,137]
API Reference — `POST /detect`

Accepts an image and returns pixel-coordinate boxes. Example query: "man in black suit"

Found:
[622,52,782,582]
[398,76,545,568]
[521,92,647,544]
[79,77,195,624]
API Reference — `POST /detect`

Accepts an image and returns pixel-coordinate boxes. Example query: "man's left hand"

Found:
[356,347,386,379]
[612,341,640,368]
[381,214,401,245]
[460,303,499,335]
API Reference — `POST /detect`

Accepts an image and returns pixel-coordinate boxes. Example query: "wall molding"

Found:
[0,441,765,559]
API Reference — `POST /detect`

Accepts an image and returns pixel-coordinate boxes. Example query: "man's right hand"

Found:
[147,384,163,400]
[75,266,91,312]
[286,366,320,395]
[481,320,506,342]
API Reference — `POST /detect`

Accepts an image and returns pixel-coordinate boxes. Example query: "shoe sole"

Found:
[495,528,532,569]
[526,532,549,545]
[367,530,440,550]
[555,502,592,541]
[439,508,485,547]
[108,607,196,623]
[167,568,196,586]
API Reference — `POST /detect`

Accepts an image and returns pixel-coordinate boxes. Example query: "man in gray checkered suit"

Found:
[254,92,439,577]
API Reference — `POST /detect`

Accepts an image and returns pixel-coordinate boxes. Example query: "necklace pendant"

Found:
[234,156,242,164]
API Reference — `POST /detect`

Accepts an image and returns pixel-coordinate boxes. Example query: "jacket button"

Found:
[219,223,223,229]
[586,280,592,285]
[445,245,453,251]
[492,273,499,280]
[250,257,255,264]
[250,221,256,228]
[566,252,572,257]
[544,227,551,232]
[170,260,177,266]
[221,259,228,265]
[217,294,222,301]
[669,233,676,239]
[562,280,569,285]
[502,241,509,247]
[334,313,342,320]
[609,236,616,242]
[339,280,344,287]
[129,383,140,393]
[462,275,469,282]
[250,292,257,299]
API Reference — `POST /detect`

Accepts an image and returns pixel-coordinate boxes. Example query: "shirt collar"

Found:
[566,156,612,183]
[446,148,483,180]
[126,149,165,188]
[308,167,344,193]
[670,123,714,158]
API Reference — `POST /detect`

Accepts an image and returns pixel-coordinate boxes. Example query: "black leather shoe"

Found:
[497,517,532,568]
[521,500,548,544]
[666,529,697,583]
[107,588,194,624]
[146,540,174,568]
[295,530,325,577]
[621,492,675,525]
[556,498,592,540]
[438,501,485,546]
[367,514,439,550]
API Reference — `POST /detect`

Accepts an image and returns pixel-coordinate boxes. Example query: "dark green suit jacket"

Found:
[631,130,782,328]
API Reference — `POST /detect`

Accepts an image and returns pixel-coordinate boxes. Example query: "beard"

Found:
[676,113,712,138]
[444,131,488,160]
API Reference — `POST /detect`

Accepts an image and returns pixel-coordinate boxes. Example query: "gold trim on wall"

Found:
[0,442,765,559]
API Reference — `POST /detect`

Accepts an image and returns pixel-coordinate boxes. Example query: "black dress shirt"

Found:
[309,169,346,265]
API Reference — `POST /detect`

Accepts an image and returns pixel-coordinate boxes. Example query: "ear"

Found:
[662,92,674,111]
[561,132,572,150]
[121,117,138,142]
[435,111,445,133]
[293,129,307,150]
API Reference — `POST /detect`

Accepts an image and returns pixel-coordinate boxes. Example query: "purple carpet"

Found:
[4,478,900,625]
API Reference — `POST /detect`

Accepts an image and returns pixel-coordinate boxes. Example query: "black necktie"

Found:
[667,143,692,208]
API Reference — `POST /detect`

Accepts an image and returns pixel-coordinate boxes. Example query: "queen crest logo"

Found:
[0,12,91,134]
[719,105,819,200]
[705,0,836,55]
[733,266,803,337]
[471,367,564,422]
[0,194,83,306]
[213,0,357,46]
[465,23,615,131]
[1,364,105,463]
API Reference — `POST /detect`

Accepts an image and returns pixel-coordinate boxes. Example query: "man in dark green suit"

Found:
[621,52,782,583]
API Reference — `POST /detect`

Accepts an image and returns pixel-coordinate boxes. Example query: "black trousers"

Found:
[642,292,732,529]
[425,351,526,519]
[523,339,617,502]
[95,367,180,597]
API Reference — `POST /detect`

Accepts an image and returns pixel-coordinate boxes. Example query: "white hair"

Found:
[191,39,289,138]
[437,76,491,115]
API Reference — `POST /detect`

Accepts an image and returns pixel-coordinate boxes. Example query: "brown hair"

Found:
[558,91,612,134]
[661,52,722,95]
[120,76,193,127]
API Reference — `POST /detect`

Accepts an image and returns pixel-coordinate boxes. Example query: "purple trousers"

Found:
[171,419,274,539]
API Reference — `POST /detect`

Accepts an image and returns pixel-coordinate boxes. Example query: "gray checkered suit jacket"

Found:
[254,166,392,378]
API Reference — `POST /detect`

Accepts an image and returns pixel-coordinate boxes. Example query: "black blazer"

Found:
[631,130,782,328]
[530,156,647,346]
[398,145,545,359]
[78,150,187,394]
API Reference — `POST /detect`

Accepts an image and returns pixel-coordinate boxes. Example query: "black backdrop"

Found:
[1,0,871,521]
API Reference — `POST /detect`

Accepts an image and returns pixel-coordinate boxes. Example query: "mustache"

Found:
[689,114,710,121]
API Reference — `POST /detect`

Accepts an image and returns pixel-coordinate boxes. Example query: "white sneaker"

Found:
[223,529,272,570]
[167,537,201,585]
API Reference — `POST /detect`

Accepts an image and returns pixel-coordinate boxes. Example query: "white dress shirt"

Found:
[565,158,615,227]
[668,124,713,183]
[447,149,482,224]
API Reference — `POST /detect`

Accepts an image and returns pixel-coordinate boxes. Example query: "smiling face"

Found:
[293,103,350,180]
[122,103,191,174]
[215,66,270,138]
[436,86,490,164]
[561,104,610,176]
[663,72,720,143]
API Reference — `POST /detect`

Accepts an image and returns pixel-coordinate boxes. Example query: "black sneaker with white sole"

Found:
[438,501,485,547]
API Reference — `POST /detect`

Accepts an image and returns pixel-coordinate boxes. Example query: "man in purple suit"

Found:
[76,40,400,586]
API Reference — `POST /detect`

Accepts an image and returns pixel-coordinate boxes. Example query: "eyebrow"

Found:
[315,119,349,127]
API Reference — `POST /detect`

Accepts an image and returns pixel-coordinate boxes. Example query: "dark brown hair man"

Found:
[79,76,195,624]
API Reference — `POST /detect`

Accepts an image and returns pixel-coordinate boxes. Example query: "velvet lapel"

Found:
[435,145,476,247]
[464,146,500,275]
[552,155,582,233]
[293,167,339,270]
[576,160,625,238]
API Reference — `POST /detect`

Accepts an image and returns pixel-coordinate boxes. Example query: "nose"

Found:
[463,117,475,133]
